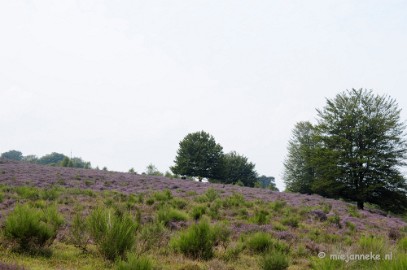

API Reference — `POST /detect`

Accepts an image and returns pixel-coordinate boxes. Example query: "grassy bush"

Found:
[222,193,246,208]
[252,209,269,225]
[311,258,345,270]
[70,211,88,251]
[116,254,153,270]
[205,188,220,201]
[270,200,286,212]
[190,205,206,221]
[152,190,172,201]
[139,222,167,252]
[87,207,138,261]
[348,205,361,218]
[281,216,300,228]
[398,236,407,252]
[358,235,385,255]
[260,252,289,270]
[171,219,215,260]
[223,243,244,261]
[4,204,63,251]
[14,186,39,200]
[212,222,231,248]
[327,213,342,228]
[171,198,188,210]
[245,232,274,253]
[157,207,188,226]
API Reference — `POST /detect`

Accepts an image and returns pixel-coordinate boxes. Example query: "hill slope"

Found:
[0,159,406,270]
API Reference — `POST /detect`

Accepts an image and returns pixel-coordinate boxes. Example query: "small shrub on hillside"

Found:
[190,205,206,221]
[87,207,138,261]
[260,252,289,270]
[171,219,215,260]
[116,254,153,270]
[157,207,188,226]
[145,198,154,205]
[41,187,60,201]
[348,205,361,218]
[252,209,270,225]
[320,202,332,214]
[208,199,221,219]
[4,204,63,251]
[272,222,288,231]
[70,212,89,252]
[245,232,274,253]
[270,200,286,212]
[205,188,220,201]
[0,191,4,203]
[358,235,385,255]
[212,222,231,249]
[171,198,188,209]
[152,190,172,201]
[222,193,246,208]
[311,257,345,270]
[139,222,167,252]
[14,186,39,200]
[345,221,356,233]
[398,237,407,252]
[327,213,342,228]
[281,216,300,228]
[223,243,244,261]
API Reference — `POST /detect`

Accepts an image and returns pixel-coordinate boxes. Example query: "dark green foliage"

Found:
[171,131,224,180]
[87,207,138,261]
[283,121,316,194]
[116,254,153,270]
[281,216,300,228]
[4,204,63,251]
[220,151,258,187]
[37,152,67,166]
[1,150,23,161]
[204,188,220,201]
[260,252,289,270]
[257,175,279,191]
[171,219,215,260]
[284,89,407,213]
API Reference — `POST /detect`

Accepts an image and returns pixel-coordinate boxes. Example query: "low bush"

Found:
[190,205,206,221]
[281,216,300,228]
[87,207,138,261]
[245,232,274,253]
[205,188,220,201]
[212,222,231,248]
[139,222,167,252]
[116,254,153,270]
[70,212,88,251]
[358,235,385,255]
[260,252,289,270]
[398,237,407,252]
[171,219,215,260]
[157,207,188,226]
[252,209,269,225]
[4,204,63,251]
[14,186,39,200]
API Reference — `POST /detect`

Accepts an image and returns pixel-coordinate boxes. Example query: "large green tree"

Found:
[314,89,407,212]
[283,121,316,194]
[221,151,258,187]
[171,131,224,180]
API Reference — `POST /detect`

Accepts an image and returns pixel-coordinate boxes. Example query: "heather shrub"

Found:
[171,219,215,260]
[327,213,342,228]
[157,207,188,226]
[87,207,137,261]
[4,204,63,251]
[0,191,4,203]
[348,205,361,218]
[260,252,289,270]
[0,262,27,270]
[116,254,153,270]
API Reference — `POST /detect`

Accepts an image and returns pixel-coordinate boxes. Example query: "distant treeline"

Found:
[0,150,91,169]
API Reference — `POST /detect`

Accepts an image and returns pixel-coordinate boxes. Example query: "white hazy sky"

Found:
[1,1,407,190]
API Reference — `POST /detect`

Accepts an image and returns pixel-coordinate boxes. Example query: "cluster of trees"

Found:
[171,131,278,190]
[284,89,407,213]
[0,150,91,169]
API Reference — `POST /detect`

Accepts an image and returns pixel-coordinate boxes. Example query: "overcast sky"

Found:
[1,1,407,190]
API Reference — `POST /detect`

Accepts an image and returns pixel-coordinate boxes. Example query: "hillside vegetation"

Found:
[0,159,406,269]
